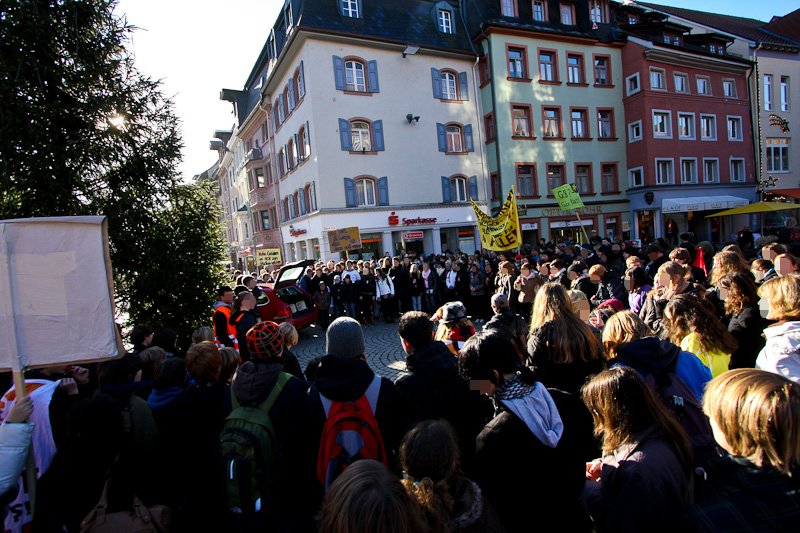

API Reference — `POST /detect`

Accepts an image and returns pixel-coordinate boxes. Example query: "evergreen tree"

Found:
[0,0,226,344]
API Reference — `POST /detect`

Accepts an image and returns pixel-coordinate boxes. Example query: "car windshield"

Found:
[276,266,305,285]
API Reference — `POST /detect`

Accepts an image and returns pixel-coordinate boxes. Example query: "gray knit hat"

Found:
[326,317,365,359]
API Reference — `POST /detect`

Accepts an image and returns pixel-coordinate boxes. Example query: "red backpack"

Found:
[316,375,387,490]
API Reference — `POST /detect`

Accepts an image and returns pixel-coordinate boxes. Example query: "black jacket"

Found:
[727,306,767,369]
[484,310,528,347]
[395,341,485,474]
[230,309,259,362]
[591,273,627,306]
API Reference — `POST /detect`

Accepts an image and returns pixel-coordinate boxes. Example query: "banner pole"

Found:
[575,210,591,244]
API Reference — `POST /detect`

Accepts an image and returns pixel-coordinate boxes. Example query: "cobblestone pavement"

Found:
[293,321,409,381]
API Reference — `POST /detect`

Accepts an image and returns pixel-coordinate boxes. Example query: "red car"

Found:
[256,259,319,330]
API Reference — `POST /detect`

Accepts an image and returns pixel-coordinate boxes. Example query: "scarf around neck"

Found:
[496,374,564,448]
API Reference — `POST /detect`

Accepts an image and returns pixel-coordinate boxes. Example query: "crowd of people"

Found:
[1,230,799,532]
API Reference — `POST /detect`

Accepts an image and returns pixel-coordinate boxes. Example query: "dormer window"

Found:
[284,2,293,33]
[341,0,360,18]
[628,15,638,24]
[560,2,575,25]
[438,9,453,33]
[590,1,607,23]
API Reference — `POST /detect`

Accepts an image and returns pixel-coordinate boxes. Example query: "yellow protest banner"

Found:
[256,248,282,265]
[327,227,362,254]
[470,187,522,251]
[552,184,585,211]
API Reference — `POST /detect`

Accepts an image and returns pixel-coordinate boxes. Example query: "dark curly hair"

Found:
[663,294,738,355]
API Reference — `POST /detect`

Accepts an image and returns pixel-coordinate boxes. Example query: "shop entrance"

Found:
[403,239,424,255]
[550,227,585,244]
[637,211,655,244]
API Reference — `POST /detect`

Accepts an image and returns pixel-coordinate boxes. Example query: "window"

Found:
[709,44,717,54]
[680,158,698,184]
[727,116,743,141]
[491,173,501,200]
[542,107,562,138]
[501,0,516,16]
[652,110,672,138]
[764,74,773,110]
[781,77,789,111]
[674,73,689,93]
[677,113,695,140]
[655,159,674,185]
[438,9,453,33]
[287,138,296,169]
[260,209,271,231]
[601,163,618,193]
[479,55,490,85]
[590,1,606,23]
[516,164,537,197]
[575,164,592,194]
[628,120,642,142]
[560,2,575,25]
[277,148,286,177]
[300,125,310,159]
[571,109,588,139]
[539,50,557,82]
[256,167,266,188]
[567,54,584,84]
[447,125,464,152]
[304,183,316,212]
[767,138,790,172]
[512,105,532,137]
[597,109,614,139]
[697,76,711,95]
[350,121,372,151]
[700,114,716,140]
[730,159,745,183]
[626,73,640,95]
[593,56,610,85]
[450,176,468,202]
[650,68,666,90]
[703,159,719,183]
[441,71,457,100]
[341,0,360,18]
[628,15,638,24]
[723,79,736,98]
[547,164,566,194]
[629,166,644,188]
[533,0,546,21]
[484,113,496,142]
[345,60,366,92]
[507,47,527,79]
[356,178,376,206]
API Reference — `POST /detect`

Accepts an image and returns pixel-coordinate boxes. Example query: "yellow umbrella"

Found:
[705,201,798,217]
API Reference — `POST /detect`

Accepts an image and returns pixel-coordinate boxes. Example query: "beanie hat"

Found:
[326,317,365,359]
[246,321,284,360]
[441,301,468,323]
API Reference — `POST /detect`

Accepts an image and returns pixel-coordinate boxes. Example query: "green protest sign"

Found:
[552,184,585,211]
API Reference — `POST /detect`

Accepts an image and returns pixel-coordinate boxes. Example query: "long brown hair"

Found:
[709,250,749,287]
[582,367,693,471]
[663,294,738,355]
[529,282,603,364]
[719,272,758,316]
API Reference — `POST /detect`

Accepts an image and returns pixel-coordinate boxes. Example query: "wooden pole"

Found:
[575,210,591,244]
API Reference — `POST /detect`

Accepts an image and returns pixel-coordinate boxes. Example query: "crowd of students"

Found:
[1,231,799,532]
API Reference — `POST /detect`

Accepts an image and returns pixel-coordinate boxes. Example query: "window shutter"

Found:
[298,61,306,98]
[373,120,385,151]
[469,175,478,200]
[299,188,306,214]
[285,143,291,169]
[281,201,287,222]
[377,176,389,206]
[459,71,469,101]
[333,55,346,90]
[310,181,317,211]
[367,60,380,93]
[336,0,343,15]
[339,119,352,150]
[464,124,474,152]
[356,0,363,17]
[436,123,447,152]
[287,83,295,110]
[344,178,357,207]
[272,106,278,130]
[293,133,300,164]
[278,99,285,122]
[441,176,452,203]
[431,68,442,99]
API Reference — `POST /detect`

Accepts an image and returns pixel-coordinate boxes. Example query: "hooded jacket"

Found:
[756,321,800,383]
[229,308,259,361]
[611,337,712,402]
[0,421,33,500]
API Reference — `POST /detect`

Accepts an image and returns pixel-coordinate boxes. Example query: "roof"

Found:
[763,8,800,43]
[636,2,800,48]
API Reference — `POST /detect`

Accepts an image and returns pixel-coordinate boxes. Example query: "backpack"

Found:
[221,372,291,516]
[316,374,387,491]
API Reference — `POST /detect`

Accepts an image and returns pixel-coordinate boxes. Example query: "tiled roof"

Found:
[636,2,800,48]
[762,8,800,43]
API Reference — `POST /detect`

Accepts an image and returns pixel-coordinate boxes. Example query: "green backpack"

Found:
[221,372,291,516]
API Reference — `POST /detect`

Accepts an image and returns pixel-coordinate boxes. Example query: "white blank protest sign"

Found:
[0,216,121,371]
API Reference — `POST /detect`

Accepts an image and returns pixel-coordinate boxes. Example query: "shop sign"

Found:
[388,212,438,226]
[288,225,307,237]
[402,231,424,240]
[622,221,630,231]
[541,205,602,217]
[550,220,592,228]
[256,248,282,264]
[327,227,362,253]
[521,223,539,231]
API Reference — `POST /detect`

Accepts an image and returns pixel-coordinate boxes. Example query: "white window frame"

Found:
[571,110,587,138]
[342,0,359,18]
[533,0,546,21]
[567,55,583,84]
[345,60,366,92]
[590,1,605,23]
[700,114,717,141]
[560,3,574,25]
[441,71,458,100]
[764,74,773,111]
[350,120,372,151]
[626,73,641,96]
[627,120,642,143]
[629,166,644,188]
[729,158,745,183]
[722,79,736,98]
[446,125,464,153]
[727,115,743,141]
[649,68,666,90]
[450,176,468,202]
[766,138,790,173]
[355,178,376,206]
[501,0,516,17]
[780,76,789,112]
[703,158,720,184]
[655,159,674,185]
[680,157,698,184]
[697,75,712,96]
[438,9,453,34]
[673,72,689,93]
[677,112,695,140]
[539,51,555,81]
[652,109,672,139]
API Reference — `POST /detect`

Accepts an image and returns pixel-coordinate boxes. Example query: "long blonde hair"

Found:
[709,250,749,287]
[601,311,653,359]
[529,283,603,364]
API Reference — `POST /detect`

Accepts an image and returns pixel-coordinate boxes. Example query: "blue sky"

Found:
[114,0,798,182]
